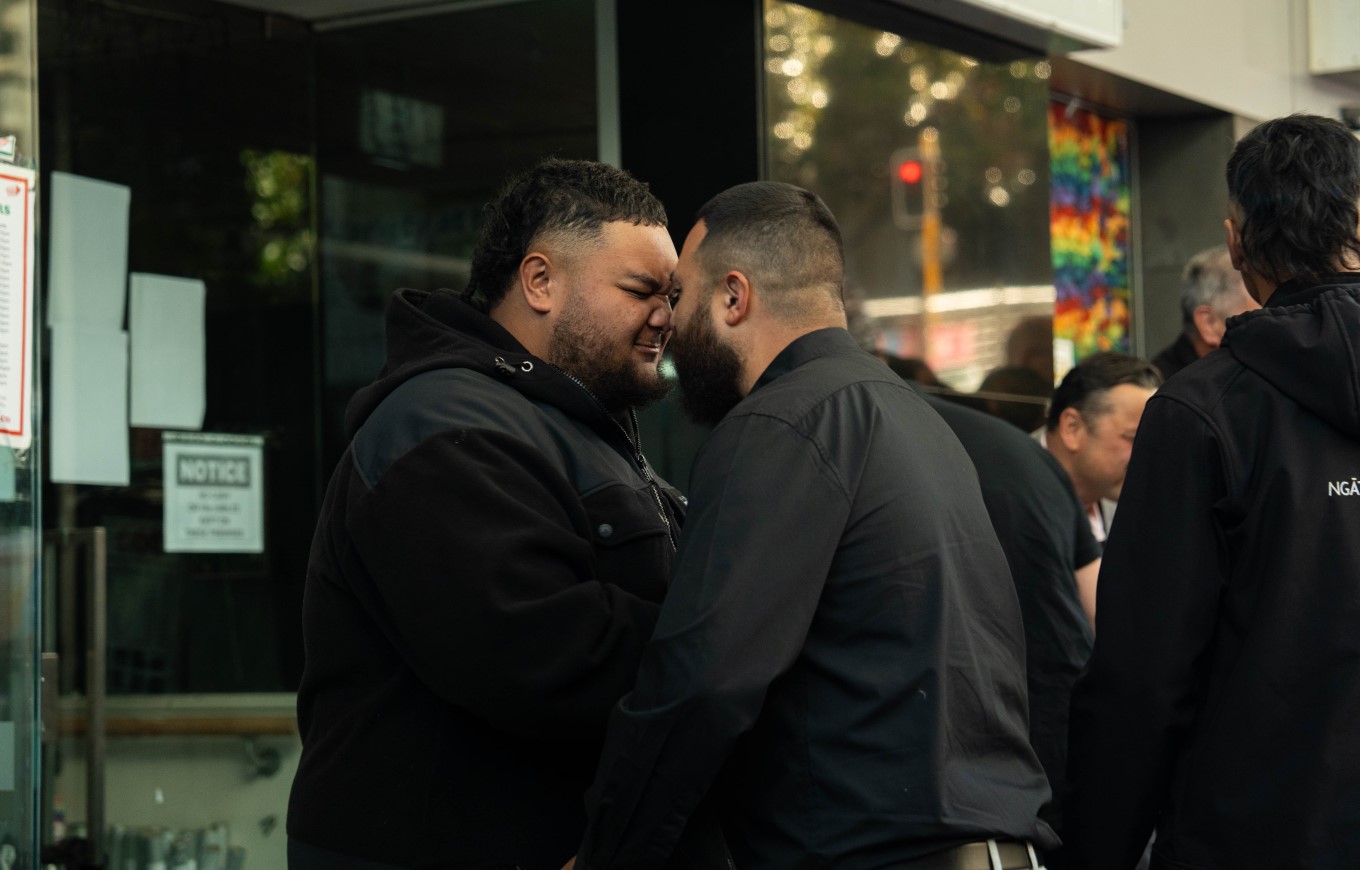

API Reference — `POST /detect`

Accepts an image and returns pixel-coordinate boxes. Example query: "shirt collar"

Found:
[752,327,858,393]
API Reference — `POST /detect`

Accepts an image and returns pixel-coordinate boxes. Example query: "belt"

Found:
[902,839,1043,870]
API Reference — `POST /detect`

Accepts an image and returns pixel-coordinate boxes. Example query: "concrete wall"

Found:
[1072,0,1360,122]
[1135,115,1239,360]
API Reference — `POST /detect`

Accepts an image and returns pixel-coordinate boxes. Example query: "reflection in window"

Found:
[764,1,1055,392]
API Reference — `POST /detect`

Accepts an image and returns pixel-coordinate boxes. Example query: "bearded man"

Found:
[287,159,724,869]
[572,181,1055,870]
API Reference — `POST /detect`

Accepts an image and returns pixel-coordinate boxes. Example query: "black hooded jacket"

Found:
[1062,277,1360,869]
[287,288,686,868]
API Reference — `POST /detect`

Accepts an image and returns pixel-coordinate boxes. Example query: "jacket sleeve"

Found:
[578,415,852,869]
[1059,396,1229,869]
[344,426,664,742]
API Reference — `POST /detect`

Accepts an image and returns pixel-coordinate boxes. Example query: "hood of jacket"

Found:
[343,288,639,450]
[1223,276,1360,439]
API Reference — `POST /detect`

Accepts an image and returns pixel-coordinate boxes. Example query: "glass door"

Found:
[0,0,43,866]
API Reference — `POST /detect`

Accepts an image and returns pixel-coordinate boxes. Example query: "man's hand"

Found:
[560,857,577,870]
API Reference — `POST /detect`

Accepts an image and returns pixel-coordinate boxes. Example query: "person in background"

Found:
[978,364,1052,433]
[1150,244,1259,381]
[1006,315,1056,387]
[1038,353,1161,557]
[1061,113,1360,870]
[846,300,1097,842]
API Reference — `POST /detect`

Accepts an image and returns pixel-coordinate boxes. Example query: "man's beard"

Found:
[548,299,672,414]
[670,305,745,427]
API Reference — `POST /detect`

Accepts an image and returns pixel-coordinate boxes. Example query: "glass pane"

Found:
[0,0,41,864]
[763,0,1055,399]
[315,0,600,468]
[39,0,316,697]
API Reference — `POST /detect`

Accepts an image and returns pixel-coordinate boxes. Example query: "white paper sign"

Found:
[163,432,264,553]
[50,325,129,486]
[0,168,33,450]
[129,273,206,429]
[47,171,130,330]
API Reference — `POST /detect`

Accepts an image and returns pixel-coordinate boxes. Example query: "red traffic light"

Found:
[897,160,923,184]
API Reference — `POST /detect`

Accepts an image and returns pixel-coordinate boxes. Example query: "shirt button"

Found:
[597,523,613,538]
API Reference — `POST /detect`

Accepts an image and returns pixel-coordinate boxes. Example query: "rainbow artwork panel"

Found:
[1049,101,1132,358]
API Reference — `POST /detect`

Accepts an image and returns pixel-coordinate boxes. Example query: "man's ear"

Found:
[518,252,555,315]
[1192,303,1224,346]
[721,271,753,325]
[1057,406,1086,452]
[1224,217,1246,272]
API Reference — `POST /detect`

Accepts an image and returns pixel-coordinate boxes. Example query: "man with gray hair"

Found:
[1150,244,1259,380]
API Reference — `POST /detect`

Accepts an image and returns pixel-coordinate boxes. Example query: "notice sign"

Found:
[0,167,34,449]
[163,432,264,553]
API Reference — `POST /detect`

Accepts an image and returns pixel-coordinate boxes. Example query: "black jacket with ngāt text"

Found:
[1063,277,1360,870]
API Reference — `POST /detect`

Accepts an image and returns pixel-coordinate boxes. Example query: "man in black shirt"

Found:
[574,182,1054,869]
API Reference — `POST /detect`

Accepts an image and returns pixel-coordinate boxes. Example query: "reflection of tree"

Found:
[241,150,314,292]
[763,0,1052,295]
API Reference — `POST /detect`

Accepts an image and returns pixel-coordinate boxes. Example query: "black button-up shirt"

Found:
[580,328,1055,869]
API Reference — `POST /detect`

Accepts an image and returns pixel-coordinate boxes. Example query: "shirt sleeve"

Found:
[577,413,853,869]
[1059,396,1229,869]
[1072,495,1102,569]
[345,427,664,742]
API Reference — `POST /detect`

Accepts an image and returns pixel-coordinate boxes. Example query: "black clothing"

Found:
[925,394,1098,832]
[1150,332,1198,381]
[1063,276,1360,870]
[579,329,1056,869]
[288,289,686,869]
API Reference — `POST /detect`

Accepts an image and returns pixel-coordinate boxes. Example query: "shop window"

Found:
[763,0,1056,404]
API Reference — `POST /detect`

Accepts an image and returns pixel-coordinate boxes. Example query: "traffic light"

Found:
[891,147,929,230]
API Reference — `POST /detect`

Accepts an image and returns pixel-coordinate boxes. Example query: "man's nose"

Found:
[647,296,674,329]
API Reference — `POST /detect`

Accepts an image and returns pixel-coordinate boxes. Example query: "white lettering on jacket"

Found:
[1328,479,1360,496]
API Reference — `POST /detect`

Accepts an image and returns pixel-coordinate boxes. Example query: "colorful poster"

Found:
[1049,101,1132,360]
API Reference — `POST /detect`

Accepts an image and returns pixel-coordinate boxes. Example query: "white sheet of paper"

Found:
[0,449,16,503]
[163,432,265,553]
[46,172,130,330]
[50,325,129,485]
[129,274,205,429]
[0,167,34,450]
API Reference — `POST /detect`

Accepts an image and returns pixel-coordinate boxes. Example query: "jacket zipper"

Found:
[536,363,678,552]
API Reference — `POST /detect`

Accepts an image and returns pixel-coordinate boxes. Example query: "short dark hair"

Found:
[693,181,844,319]
[1046,352,1162,432]
[1225,114,1360,285]
[463,158,667,310]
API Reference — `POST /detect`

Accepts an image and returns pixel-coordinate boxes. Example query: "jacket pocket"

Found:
[584,483,673,604]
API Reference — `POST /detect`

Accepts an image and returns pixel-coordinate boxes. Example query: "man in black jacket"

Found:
[288,159,711,869]
[1062,114,1360,869]
[575,182,1055,869]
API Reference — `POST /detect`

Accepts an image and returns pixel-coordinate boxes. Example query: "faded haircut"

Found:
[464,158,667,311]
[693,181,845,320]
